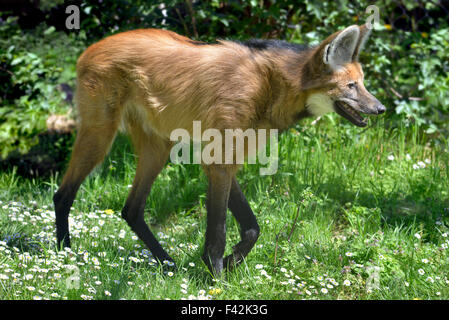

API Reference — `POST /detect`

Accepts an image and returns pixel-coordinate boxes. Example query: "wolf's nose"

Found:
[376,104,386,114]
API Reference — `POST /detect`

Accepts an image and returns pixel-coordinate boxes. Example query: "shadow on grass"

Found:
[313,173,449,244]
[0,231,51,254]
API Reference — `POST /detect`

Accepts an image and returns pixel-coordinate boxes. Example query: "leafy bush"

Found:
[0,16,83,158]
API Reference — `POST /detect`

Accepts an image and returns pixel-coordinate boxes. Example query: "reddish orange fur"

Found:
[55,25,376,273]
[62,25,374,203]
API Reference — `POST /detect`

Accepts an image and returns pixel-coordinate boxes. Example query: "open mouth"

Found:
[334,101,367,127]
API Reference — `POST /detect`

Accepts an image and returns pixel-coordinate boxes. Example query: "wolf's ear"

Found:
[323,25,360,70]
[352,24,372,61]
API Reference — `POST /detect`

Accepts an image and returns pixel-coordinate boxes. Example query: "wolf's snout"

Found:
[376,103,386,114]
[366,96,386,115]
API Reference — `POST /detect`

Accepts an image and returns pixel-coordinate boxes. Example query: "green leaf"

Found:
[43,26,56,36]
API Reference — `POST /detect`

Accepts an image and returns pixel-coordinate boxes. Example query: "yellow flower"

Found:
[384,24,392,30]
[208,288,222,295]
[413,297,421,300]
[421,32,428,38]
[104,209,114,215]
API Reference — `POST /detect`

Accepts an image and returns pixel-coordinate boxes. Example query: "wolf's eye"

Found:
[347,82,357,89]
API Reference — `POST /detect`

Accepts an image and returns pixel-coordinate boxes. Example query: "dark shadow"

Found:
[311,174,449,244]
[0,231,51,254]
[0,132,75,178]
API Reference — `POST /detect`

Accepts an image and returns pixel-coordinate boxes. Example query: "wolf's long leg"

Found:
[121,125,174,264]
[224,177,260,270]
[201,165,234,276]
[54,105,120,249]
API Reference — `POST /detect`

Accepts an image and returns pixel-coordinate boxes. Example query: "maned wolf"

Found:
[54,24,385,276]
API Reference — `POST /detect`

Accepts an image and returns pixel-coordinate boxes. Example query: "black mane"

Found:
[238,39,310,53]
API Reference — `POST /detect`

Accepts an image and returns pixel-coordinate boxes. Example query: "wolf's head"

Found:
[303,24,385,127]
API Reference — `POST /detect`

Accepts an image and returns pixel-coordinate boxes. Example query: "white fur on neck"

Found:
[306,93,335,116]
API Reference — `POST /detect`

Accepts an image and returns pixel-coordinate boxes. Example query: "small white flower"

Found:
[424,158,431,164]
[421,258,429,264]
[405,154,411,161]
[418,268,425,275]
[129,257,140,263]
[104,290,112,296]
[88,288,96,294]
[413,164,420,170]
[387,155,395,161]
[345,252,353,257]
[343,280,351,286]
[260,269,271,280]
[164,260,175,267]
[414,233,421,240]
[417,161,426,168]
[255,264,264,269]
[321,288,328,294]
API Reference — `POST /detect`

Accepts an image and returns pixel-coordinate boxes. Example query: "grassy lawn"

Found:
[0,115,448,300]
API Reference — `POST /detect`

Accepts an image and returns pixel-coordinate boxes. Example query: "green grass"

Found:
[1,115,449,300]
